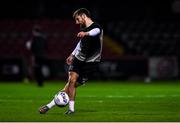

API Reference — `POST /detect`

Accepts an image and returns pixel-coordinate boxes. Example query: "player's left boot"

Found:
[64,109,74,115]
[39,105,49,114]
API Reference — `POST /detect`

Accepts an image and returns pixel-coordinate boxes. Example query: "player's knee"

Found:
[68,77,77,87]
[68,72,78,87]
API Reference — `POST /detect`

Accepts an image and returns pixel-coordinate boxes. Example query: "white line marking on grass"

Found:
[171,94,179,97]
[0,99,33,102]
[98,100,103,103]
[107,95,134,98]
[145,95,166,98]
[1,95,179,103]
[81,94,180,98]
[107,94,180,98]
[86,95,97,98]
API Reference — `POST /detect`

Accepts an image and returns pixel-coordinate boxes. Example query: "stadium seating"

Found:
[105,19,180,56]
[0,19,119,60]
[1,19,179,60]
[0,19,179,80]
[0,19,78,59]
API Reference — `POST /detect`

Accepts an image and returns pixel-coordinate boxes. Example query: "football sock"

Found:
[69,100,75,112]
[47,99,56,109]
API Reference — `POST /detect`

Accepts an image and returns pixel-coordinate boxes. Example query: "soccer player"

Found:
[26,25,47,87]
[39,8,103,114]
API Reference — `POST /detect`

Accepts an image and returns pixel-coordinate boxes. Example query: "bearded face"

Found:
[74,14,86,27]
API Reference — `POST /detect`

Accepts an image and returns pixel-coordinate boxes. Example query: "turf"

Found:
[0,80,180,122]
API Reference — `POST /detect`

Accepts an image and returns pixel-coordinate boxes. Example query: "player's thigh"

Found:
[68,71,79,84]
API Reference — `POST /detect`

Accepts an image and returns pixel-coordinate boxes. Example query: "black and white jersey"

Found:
[72,22,103,62]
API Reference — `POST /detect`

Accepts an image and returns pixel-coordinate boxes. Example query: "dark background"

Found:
[0,0,177,20]
[0,0,179,81]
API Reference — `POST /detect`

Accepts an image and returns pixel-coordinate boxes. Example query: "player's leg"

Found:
[39,96,56,114]
[63,57,84,114]
[64,62,97,114]
[61,72,79,93]
[64,71,79,114]
[34,58,44,87]
[39,72,79,114]
[39,57,81,114]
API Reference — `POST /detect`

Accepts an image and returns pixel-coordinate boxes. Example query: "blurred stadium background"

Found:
[0,0,180,82]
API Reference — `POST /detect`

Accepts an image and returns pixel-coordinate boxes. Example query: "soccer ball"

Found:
[54,91,69,107]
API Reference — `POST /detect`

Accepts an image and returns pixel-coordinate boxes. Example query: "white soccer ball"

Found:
[54,91,69,107]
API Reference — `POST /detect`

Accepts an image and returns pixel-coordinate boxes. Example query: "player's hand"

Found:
[26,40,32,50]
[77,31,88,38]
[66,55,73,65]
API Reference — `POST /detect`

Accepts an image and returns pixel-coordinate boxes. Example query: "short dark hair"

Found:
[32,25,41,33]
[73,8,91,19]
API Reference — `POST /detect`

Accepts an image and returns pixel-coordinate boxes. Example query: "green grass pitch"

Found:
[0,80,180,122]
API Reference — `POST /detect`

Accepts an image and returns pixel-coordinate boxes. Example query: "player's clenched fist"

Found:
[77,31,88,38]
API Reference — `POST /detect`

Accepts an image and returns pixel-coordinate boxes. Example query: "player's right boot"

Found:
[64,109,74,115]
[39,105,49,114]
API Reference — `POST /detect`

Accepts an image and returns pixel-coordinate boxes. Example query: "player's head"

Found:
[32,25,42,36]
[73,8,91,26]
